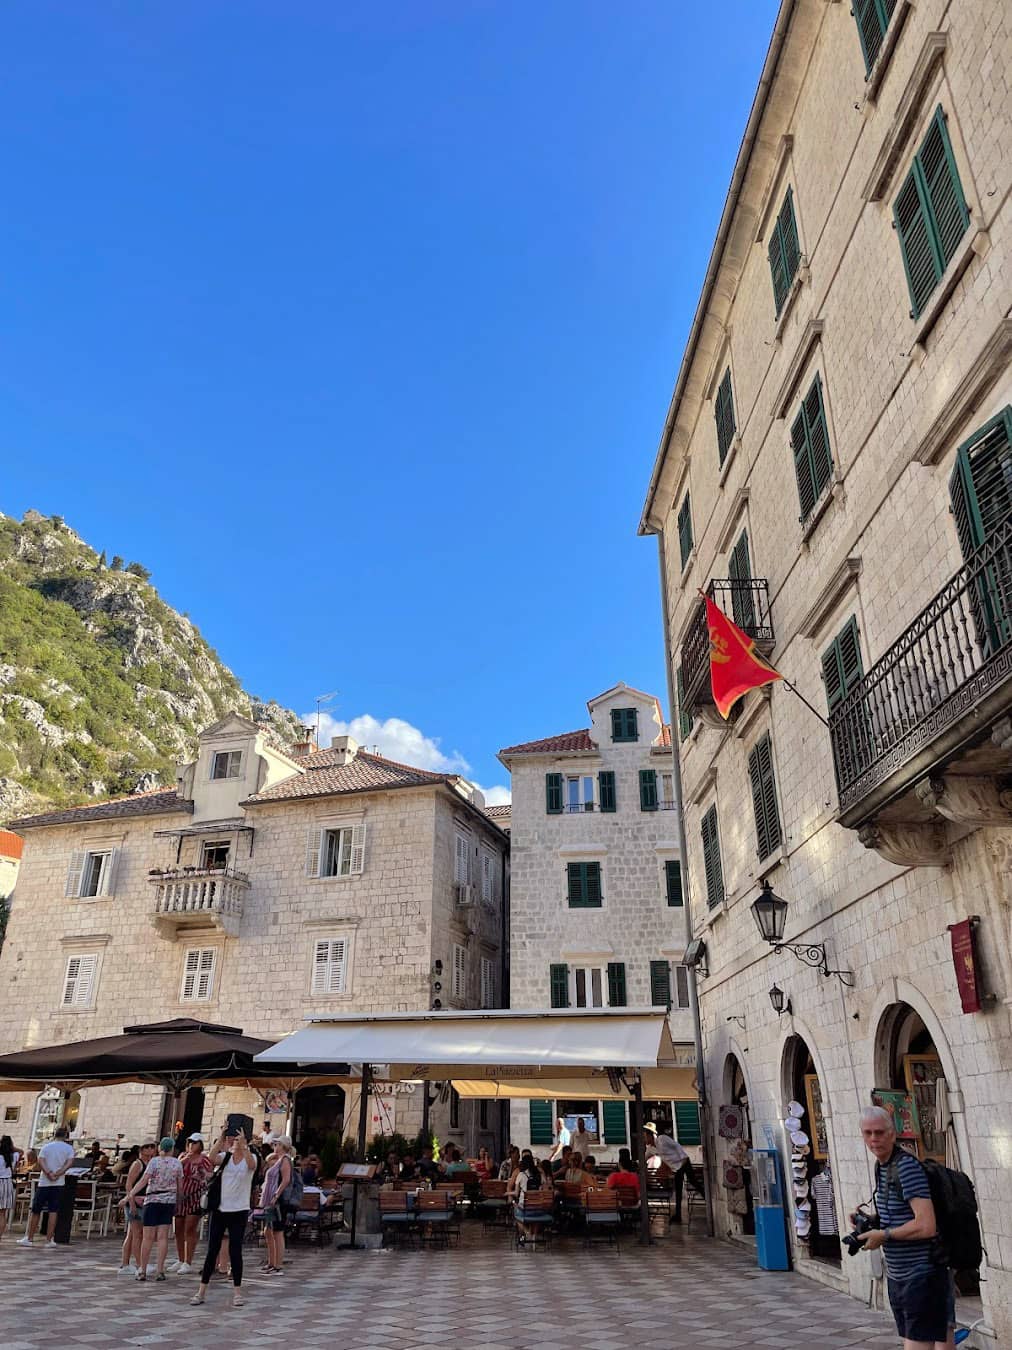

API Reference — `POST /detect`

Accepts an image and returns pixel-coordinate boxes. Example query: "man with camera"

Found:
[853,1106,954,1350]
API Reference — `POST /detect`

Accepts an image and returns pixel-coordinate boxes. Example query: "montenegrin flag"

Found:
[704,592,782,719]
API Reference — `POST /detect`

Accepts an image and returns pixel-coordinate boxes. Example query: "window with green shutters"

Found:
[611,708,638,742]
[665,859,683,908]
[894,107,970,320]
[550,962,569,1008]
[674,1100,702,1147]
[790,374,833,523]
[602,1100,628,1146]
[949,408,1012,656]
[748,733,782,861]
[701,804,724,908]
[714,368,736,466]
[676,668,694,741]
[822,617,864,713]
[545,772,563,815]
[606,961,627,1007]
[530,1100,554,1146]
[853,0,897,73]
[728,529,756,631]
[768,187,801,316]
[639,768,658,812]
[650,958,672,1009]
[598,770,616,813]
[567,861,602,908]
[677,493,694,569]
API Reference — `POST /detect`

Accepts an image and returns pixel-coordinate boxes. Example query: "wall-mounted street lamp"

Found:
[768,983,792,1017]
[750,880,855,987]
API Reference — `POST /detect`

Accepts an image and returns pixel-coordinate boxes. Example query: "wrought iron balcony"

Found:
[149,865,249,937]
[680,578,775,711]
[563,802,595,813]
[831,522,1012,826]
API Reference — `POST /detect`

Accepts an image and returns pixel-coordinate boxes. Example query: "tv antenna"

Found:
[314,690,339,747]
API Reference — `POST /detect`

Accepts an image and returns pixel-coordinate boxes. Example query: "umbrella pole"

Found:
[632,1076,652,1247]
[356,1063,372,1161]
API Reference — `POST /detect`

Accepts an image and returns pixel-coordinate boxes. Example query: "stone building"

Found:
[0,714,508,1159]
[499,683,697,1161]
[0,828,22,900]
[639,0,1011,1336]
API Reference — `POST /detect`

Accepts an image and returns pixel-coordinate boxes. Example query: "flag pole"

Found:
[777,676,829,728]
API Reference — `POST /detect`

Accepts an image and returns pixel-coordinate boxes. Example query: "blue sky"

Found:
[1,1,779,800]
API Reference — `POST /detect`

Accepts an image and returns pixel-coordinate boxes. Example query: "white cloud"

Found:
[475,783,511,807]
[304,711,471,774]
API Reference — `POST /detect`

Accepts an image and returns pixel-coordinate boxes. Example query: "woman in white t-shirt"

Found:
[0,1135,19,1241]
[191,1129,257,1309]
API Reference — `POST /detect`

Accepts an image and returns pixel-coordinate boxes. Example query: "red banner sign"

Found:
[947,918,982,1014]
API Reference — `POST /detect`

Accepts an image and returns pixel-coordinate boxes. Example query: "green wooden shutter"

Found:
[665,859,683,907]
[602,1100,628,1146]
[598,770,616,813]
[790,404,817,522]
[715,368,736,466]
[545,772,563,814]
[768,217,789,316]
[530,1100,554,1146]
[606,961,627,1007]
[566,862,584,907]
[674,1100,702,1147]
[792,376,833,523]
[779,189,801,285]
[853,0,895,73]
[894,167,938,319]
[919,108,969,272]
[550,962,570,1008]
[948,409,1012,655]
[676,669,693,740]
[639,768,658,811]
[677,493,693,568]
[748,733,782,861]
[650,959,672,1009]
[701,805,724,908]
[585,862,602,907]
[728,529,755,631]
[611,708,638,742]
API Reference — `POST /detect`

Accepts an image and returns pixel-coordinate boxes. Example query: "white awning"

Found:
[253,1008,689,1081]
[451,1068,697,1100]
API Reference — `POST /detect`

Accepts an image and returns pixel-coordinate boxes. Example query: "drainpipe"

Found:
[656,530,716,1239]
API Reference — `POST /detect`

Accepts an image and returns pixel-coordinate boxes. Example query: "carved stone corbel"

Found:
[858,821,952,868]
[992,717,1012,752]
[914,775,1012,826]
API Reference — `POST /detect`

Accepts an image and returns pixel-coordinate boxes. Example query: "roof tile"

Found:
[498,729,597,756]
[10,788,191,831]
[244,750,451,804]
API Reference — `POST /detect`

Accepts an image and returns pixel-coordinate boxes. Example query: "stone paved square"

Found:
[0,1224,904,1348]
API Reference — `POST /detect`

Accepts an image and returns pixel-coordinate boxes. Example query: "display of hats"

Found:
[789,1129,809,1147]
[795,1199,811,1213]
[783,1117,802,1131]
[788,1100,804,1118]
[794,1180,810,1197]
[795,1217,811,1237]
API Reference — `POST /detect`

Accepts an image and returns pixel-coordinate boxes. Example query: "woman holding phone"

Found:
[191,1127,256,1309]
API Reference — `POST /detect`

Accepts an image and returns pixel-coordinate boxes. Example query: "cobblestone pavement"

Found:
[1,1226,902,1349]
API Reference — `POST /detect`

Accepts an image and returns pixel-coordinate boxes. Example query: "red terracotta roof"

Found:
[0,829,24,860]
[10,788,191,831]
[244,750,452,804]
[498,729,597,756]
[483,803,512,821]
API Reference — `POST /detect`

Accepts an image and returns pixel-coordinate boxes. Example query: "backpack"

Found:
[879,1157,983,1272]
[281,1163,304,1211]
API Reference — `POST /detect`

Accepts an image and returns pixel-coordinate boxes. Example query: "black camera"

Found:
[842,1209,879,1256]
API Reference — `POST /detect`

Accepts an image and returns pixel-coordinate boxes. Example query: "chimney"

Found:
[330,735,359,766]
[290,725,315,759]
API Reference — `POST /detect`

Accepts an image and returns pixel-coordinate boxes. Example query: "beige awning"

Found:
[254,1008,691,1084]
[451,1068,697,1100]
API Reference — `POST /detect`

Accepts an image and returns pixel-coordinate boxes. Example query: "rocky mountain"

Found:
[0,510,302,821]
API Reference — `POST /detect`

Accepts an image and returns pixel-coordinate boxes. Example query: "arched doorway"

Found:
[874,1003,951,1165]
[782,1035,839,1265]
[721,1053,754,1236]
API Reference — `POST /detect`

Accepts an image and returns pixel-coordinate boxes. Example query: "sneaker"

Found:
[146,1263,159,1274]
[45,1240,60,1249]
[232,1292,245,1308]
[165,1260,181,1272]
[175,1262,191,1275]
[16,1237,34,1247]
[117,1265,136,1276]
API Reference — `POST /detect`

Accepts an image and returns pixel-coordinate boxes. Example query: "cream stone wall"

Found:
[503,685,693,1159]
[642,0,1012,1335]
[0,733,507,1161]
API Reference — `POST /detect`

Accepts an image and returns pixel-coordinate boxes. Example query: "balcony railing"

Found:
[831,522,1012,820]
[680,578,775,708]
[150,865,249,927]
[563,802,595,813]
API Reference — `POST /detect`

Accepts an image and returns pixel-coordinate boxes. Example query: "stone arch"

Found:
[778,1021,844,1264]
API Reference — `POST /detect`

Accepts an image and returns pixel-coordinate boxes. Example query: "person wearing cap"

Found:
[120,1137,183,1281]
[643,1121,700,1225]
[170,1133,213,1276]
[258,1136,294,1276]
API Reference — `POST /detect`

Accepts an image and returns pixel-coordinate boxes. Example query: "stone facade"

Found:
[0,714,508,1161]
[500,684,695,1160]
[640,0,1012,1337]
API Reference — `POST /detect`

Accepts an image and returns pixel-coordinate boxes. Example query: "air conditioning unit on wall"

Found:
[454,883,474,906]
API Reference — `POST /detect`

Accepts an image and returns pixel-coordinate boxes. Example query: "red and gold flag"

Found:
[704,593,782,719]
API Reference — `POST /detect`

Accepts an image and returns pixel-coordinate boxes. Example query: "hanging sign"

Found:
[947,917,983,1014]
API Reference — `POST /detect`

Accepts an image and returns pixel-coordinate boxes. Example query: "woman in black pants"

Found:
[191,1129,257,1309]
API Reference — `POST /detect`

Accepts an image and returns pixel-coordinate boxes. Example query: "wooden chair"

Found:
[686,1172,706,1233]
[584,1188,620,1249]
[556,1181,587,1229]
[416,1188,455,1247]
[513,1187,555,1250]
[614,1184,641,1228]
[379,1190,416,1247]
[478,1177,510,1233]
[289,1190,331,1245]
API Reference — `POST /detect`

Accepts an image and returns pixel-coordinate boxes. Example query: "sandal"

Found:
[189,1294,205,1306]
[135,1272,147,1282]
[155,1273,166,1282]
[232,1292,245,1307]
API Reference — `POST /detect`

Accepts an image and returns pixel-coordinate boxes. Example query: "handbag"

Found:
[201,1159,227,1213]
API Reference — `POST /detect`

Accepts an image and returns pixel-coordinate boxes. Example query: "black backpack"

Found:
[879,1157,983,1272]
